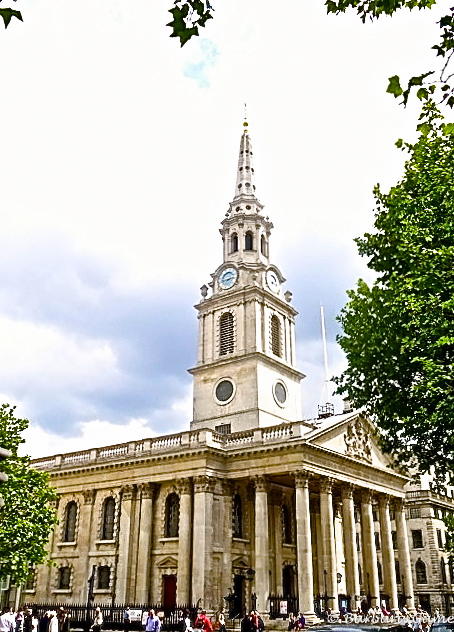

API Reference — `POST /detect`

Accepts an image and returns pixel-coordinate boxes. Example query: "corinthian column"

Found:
[295,471,316,616]
[270,489,283,594]
[341,485,360,612]
[319,477,338,613]
[378,495,398,610]
[192,476,216,608]
[135,483,157,603]
[395,499,415,611]
[177,478,193,604]
[254,475,270,613]
[116,485,135,602]
[360,490,380,607]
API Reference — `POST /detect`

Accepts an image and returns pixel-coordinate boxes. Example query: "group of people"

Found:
[240,610,265,632]
[0,607,71,632]
[286,613,305,630]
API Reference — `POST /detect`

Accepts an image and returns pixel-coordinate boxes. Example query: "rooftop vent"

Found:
[318,403,334,419]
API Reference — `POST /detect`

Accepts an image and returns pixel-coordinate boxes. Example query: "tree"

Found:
[336,101,454,484]
[0,404,57,584]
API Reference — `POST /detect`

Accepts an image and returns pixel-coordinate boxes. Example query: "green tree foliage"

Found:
[0,404,57,584]
[336,101,454,484]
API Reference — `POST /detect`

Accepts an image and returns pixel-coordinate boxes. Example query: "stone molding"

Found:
[254,474,268,493]
[138,482,158,499]
[193,475,216,494]
[176,478,192,495]
[344,418,372,463]
[341,483,355,500]
[294,470,310,489]
[121,485,135,501]
[83,489,96,505]
[319,476,335,494]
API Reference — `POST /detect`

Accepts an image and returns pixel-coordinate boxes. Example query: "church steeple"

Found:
[233,119,257,203]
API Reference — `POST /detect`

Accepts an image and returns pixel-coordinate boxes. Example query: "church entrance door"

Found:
[233,575,244,617]
[163,575,177,615]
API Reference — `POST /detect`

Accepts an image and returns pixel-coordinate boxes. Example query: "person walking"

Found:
[216,610,226,632]
[194,612,212,632]
[144,610,161,632]
[90,608,103,632]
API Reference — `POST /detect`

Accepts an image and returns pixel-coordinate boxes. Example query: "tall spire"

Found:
[233,113,257,203]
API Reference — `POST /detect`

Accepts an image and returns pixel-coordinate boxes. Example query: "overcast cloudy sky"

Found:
[0,0,450,458]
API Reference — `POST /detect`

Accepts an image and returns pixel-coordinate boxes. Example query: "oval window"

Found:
[274,382,287,406]
[215,379,235,404]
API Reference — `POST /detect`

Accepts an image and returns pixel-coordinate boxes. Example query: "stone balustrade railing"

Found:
[31,420,315,471]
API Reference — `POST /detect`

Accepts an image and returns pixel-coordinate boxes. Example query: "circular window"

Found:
[215,379,235,405]
[273,381,287,406]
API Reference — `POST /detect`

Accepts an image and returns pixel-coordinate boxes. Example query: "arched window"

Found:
[232,494,242,538]
[395,560,401,583]
[282,504,292,544]
[98,565,111,589]
[64,501,77,542]
[231,233,238,253]
[101,497,115,540]
[165,493,180,538]
[377,561,383,584]
[441,558,447,584]
[220,312,234,356]
[358,563,362,586]
[271,315,282,357]
[58,567,71,589]
[261,235,266,256]
[245,232,253,250]
[415,559,427,584]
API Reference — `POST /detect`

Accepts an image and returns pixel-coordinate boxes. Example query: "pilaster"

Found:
[254,475,270,613]
[135,483,158,603]
[116,485,135,602]
[177,478,193,604]
[192,475,216,608]
[294,471,316,618]
[319,477,338,613]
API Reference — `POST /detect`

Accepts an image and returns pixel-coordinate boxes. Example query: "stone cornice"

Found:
[188,351,305,380]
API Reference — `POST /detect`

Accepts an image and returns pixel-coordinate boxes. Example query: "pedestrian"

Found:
[287,614,296,631]
[144,610,160,632]
[194,612,212,632]
[0,608,14,632]
[183,612,193,632]
[216,610,226,632]
[124,609,130,630]
[296,613,305,630]
[240,613,250,632]
[90,609,103,632]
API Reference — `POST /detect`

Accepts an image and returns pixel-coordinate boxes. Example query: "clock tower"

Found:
[189,120,304,433]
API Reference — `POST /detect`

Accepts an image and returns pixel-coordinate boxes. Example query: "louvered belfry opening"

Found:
[220,312,235,355]
[270,314,282,357]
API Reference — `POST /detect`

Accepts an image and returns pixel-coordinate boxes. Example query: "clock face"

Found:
[266,269,280,292]
[219,267,238,289]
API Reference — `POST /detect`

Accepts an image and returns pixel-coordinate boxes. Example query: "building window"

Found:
[245,232,253,250]
[375,532,381,550]
[410,507,421,519]
[377,561,383,584]
[232,494,242,538]
[270,315,282,357]
[441,558,447,584]
[98,566,110,589]
[261,235,267,256]
[356,532,361,552]
[395,561,401,583]
[220,312,235,356]
[412,529,423,549]
[215,423,231,435]
[101,497,115,541]
[165,493,180,538]
[282,504,292,544]
[63,501,77,542]
[231,233,238,253]
[437,529,443,549]
[392,530,397,549]
[372,508,378,522]
[415,559,427,584]
[58,567,71,590]
[358,563,362,586]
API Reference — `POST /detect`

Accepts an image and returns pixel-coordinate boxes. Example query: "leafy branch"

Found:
[0,0,22,29]
[167,0,213,46]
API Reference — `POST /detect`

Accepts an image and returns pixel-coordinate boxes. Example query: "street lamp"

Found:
[246,568,256,611]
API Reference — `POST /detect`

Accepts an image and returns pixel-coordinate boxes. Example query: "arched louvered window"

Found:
[98,565,111,589]
[245,232,253,250]
[220,312,234,355]
[64,501,77,542]
[270,315,282,357]
[377,561,383,584]
[261,235,266,256]
[165,493,180,538]
[232,494,242,538]
[231,233,238,253]
[59,567,71,589]
[101,497,115,540]
[282,504,292,544]
[416,559,427,584]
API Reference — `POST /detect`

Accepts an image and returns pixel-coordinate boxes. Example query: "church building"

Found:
[29,122,419,620]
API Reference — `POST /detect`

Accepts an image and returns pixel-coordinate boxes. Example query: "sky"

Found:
[0,0,451,458]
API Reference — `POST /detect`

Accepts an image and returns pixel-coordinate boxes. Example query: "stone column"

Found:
[341,485,360,612]
[221,480,234,603]
[378,495,398,610]
[116,485,135,603]
[192,475,215,609]
[360,490,380,607]
[135,483,157,603]
[76,490,96,601]
[319,477,338,613]
[295,471,316,616]
[271,489,283,594]
[395,499,415,611]
[254,475,270,613]
[177,478,193,605]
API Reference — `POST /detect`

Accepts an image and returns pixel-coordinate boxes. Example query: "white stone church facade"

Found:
[28,124,426,618]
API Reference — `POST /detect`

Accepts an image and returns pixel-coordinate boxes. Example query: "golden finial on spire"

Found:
[243,102,248,134]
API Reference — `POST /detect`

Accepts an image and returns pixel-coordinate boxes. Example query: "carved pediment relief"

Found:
[232,557,249,569]
[344,418,372,463]
[157,556,178,568]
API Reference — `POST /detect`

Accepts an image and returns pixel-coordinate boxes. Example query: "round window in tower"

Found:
[214,379,236,405]
[273,381,287,407]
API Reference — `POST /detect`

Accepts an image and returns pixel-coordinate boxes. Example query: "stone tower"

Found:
[189,120,304,433]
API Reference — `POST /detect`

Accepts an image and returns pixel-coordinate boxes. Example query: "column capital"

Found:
[82,489,96,505]
[121,484,135,501]
[294,470,310,489]
[378,493,391,509]
[254,474,269,493]
[341,483,355,500]
[194,475,216,494]
[319,476,335,493]
[176,478,193,496]
[138,482,158,499]
[360,488,374,504]
[394,497,406,512]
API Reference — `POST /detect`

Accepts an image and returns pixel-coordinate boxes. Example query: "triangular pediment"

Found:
[157,556,178,568]
[305,412,395,470]
[232,557,249,569]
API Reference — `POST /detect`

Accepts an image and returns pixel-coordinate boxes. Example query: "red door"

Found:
[163,575,177,614]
